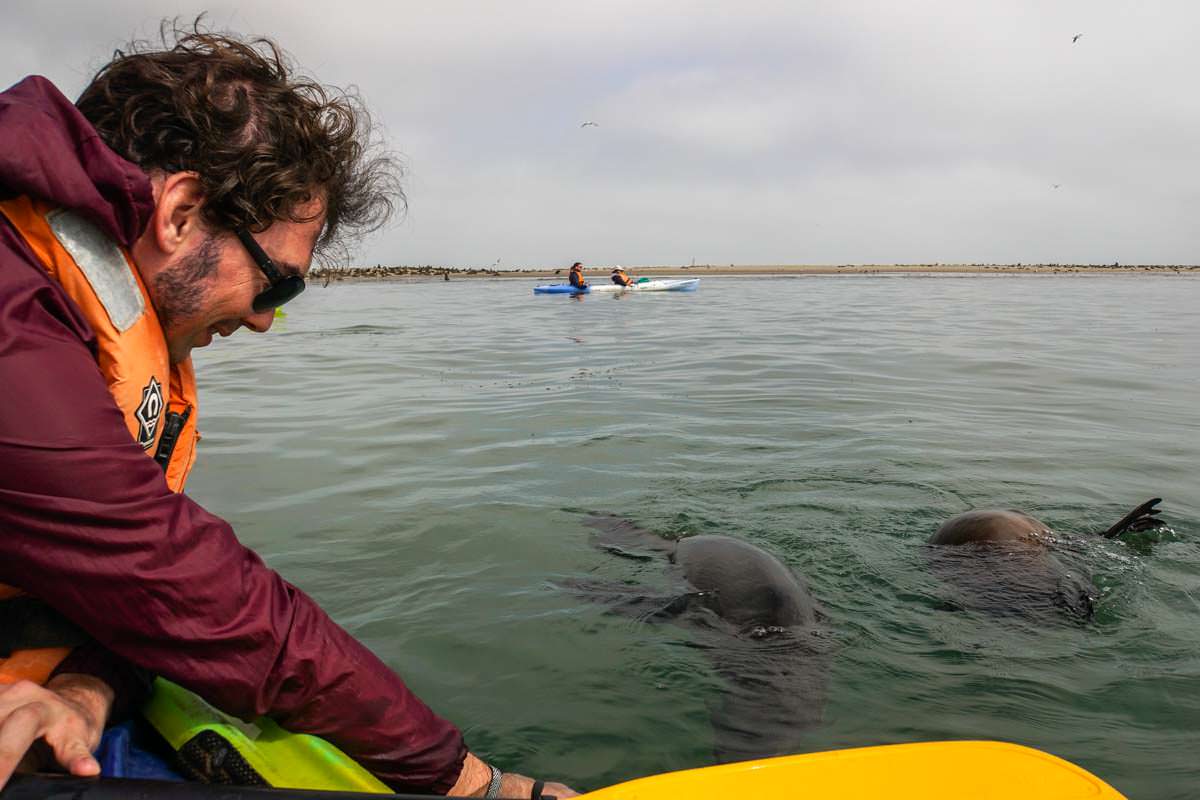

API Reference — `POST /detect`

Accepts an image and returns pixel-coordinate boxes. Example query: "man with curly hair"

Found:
[0,24,573,798]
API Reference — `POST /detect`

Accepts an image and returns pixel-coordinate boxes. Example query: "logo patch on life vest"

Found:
[134,377,164,449]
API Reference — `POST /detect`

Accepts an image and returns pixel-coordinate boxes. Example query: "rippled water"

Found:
[189,275,1199,798]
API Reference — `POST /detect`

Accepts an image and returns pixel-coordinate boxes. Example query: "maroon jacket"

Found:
[0,76,466,793]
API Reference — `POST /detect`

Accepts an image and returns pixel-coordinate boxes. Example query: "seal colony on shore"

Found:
[309,262,1200,283]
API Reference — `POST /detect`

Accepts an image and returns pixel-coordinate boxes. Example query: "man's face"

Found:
[149,204,323,364]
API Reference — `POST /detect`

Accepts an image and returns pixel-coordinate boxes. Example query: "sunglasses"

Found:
[236,228,306,313]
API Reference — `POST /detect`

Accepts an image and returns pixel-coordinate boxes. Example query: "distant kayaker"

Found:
[0,20,574,799]
[568,261,588,289]
[611,266,635,287]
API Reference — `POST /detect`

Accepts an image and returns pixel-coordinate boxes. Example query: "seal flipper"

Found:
[596,543,658,562]
[558,578,708,623]
[583,514,678,556]
[1053,580,1096,620]
[1100,498,1165,539]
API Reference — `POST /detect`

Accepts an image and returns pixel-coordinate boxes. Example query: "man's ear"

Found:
[150,172,206,256]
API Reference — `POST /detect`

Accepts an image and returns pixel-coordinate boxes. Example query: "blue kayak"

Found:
[533,283,587,294]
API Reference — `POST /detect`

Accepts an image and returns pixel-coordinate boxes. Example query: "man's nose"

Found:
[242,309,275,333]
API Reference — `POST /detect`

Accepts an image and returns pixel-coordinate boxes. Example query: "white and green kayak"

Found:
[534,278,699,295]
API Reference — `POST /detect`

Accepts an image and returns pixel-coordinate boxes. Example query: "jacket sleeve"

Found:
[0,245,467,792]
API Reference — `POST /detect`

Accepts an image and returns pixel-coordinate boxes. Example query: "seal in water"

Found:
[926,498,1165,619]
[571,514,830,763]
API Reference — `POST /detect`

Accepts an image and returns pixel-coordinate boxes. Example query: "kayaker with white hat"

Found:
[610,265,635,287]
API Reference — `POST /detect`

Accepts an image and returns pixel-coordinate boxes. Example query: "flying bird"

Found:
[1051,184,1062,189]
[580,121,599,128]
[1072,33,1083,43]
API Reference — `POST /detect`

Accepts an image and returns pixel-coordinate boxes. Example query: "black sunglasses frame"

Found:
[236,228,306,313]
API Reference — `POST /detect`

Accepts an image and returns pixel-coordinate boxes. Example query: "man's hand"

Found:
[498,771,578,799]
[0,674,114,789]
[449,751,578,798]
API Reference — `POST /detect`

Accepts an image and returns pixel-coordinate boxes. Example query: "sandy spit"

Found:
[309,263,1200,284]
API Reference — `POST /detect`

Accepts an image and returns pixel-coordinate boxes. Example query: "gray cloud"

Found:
[4,1,1198,266]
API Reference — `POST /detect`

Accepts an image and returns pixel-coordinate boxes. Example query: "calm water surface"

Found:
[189,275,1199,799]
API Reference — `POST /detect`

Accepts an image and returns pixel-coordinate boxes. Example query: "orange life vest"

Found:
[0,585,76,685]
[0,194,200,683]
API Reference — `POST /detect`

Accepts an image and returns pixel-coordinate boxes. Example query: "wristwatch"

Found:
[484,764,503,799]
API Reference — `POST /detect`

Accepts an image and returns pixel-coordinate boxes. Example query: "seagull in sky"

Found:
[1051,184,1062,189]
[580,121,599,128]
[1072,33,1083,43]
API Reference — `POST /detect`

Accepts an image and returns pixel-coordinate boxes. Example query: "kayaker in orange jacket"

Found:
[611,266,635,286]
[568,262,588,289]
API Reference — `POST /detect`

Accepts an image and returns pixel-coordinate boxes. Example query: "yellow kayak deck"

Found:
[578,741,1125,800]
[142,681,1125,799]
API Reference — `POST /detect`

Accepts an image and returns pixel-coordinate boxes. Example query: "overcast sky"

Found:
[4,1,1198,267]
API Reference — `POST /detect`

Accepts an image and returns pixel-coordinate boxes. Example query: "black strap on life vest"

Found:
[153,404,192,474]
[0,595,88,657]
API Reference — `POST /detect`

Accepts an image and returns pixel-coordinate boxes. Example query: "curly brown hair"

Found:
[76,19,401,261]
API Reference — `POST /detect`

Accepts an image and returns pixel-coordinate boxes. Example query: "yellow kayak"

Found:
[578,741,1125,800]
[140,681,1125,799]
